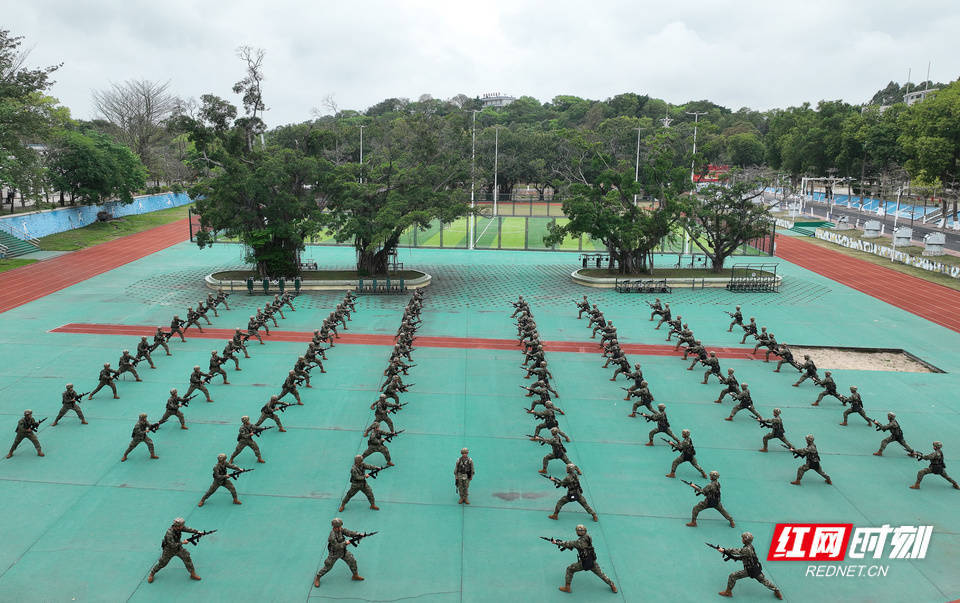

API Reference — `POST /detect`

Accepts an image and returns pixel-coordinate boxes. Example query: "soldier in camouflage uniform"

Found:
[338,455,382,511]
[789,434,832,485]
[715,368,740,404]
[304,343,326,373]
[812,371,843,406]
[725,383,762,421]
[152,327,172,356]
[136,336,157,369]
[221,340,242,371]
[216,288,231,310]
[701,352,724,385]
[686,470,735,527]
[726,305,743,332]
[88,363,119,399]
[555,524,617,593]
[117,349,142,382]
[792,355,820,387]
[641,403,679,445]
[751,327,770,354]
[370,394,400,432]
[455,448,474,504]
[840,386,872,426]
[627,381,654,416]
[622,364,645,401]
[666,429,708,479]
[910,441,959,490]
[757,408,792,452]
[207,351,230,384]
[739,317,758,345]
[548,463,598,522]
[313,518,365,586]
[183,306,205,333]
[233,328,252,357]
[205,293,220,317]
[198,453,243,506]
[6,409,44,458]
[683,339,705,363]
[230,416,265,464]
[255,395,286,432]
[246,316,264,345]
[770,342,797,368]
[121,413,158,461]
[361,421,395,466]
[654,303,672,330]
[147,517,202,583]
[529,401,570,441]
[648,298,663,321]
[52,383,86,425]
[159,388,189,430]
[524,360,553,381]
[872,413,914,456]
[169,315,187,342]
[715,532,782,599]
[535,427,578,474]
[184,365,214,403]
[279,370,303,405]
[575,295,590,319]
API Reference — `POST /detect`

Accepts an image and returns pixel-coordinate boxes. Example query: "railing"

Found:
[0,219,40,246]
[0,243,8,258]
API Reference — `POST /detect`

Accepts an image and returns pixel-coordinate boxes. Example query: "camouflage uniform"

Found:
[256,396,285,431]
[688,472,734,526]
[88,365,119,399]
[149,520,200,580]
[643,405,679,444]
[758,409,792,451]
[7,411,43,457]
[538,432,574,473]
[667,431,708,478]
[122,414,157,460]
[184,367,213,402]
[230,418,264,463]
[279,371,302,404]
[718,534,781,597]
[557,528,616,593]
[840,389,871,425]
[530,405,569,441]
[232,329,251,357]
[246,317,264,344]
[874,414,913,455]
[152,328,171,356]
[339,457,380,510]
[715,370,740,404]
[550,466,596,520]
[159,390,188,429]
[117,351,142,381]
[813,373,843,406]
[727,307,743,332]
[726,385,761,421]
[361,423,393,464]
[793,357,820,386]
[628,383,654,415]
[221,341,241,370]
[169,316,186,342]
[371,396,398,432]
[739,319,757,344]
[53,386,86,424]
[701,354,723,384]
[136,338,156,369]
[208,353,229,384]
[911,442,960,489]
[184,307,205,332]
[314,523,363,582]
[791,437,831,485]
[199,455,242,505]
[455,450,474,504]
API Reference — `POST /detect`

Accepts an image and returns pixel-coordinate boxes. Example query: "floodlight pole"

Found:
[493,126,500,216]
[634,126,642,204]
[359,125,366,184]
[469,110,479,250]
[686,111,707,184]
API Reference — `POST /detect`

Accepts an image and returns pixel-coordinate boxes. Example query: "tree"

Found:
[92,79,177,182]
[315,113,471,274]
[678,174,771,272]
[46,129,147,205]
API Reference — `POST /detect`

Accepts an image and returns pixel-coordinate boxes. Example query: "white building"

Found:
[481,92,515,109]
[904,88,938,106]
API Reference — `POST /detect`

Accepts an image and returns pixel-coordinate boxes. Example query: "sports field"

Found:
[1,231,959,602]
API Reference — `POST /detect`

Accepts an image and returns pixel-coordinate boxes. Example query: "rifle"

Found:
[705,542,734,561]
[348,531,378,547]
[680,479,702,493]
[540,536,565,549]
[148,422,162,433]
[909,451,924,461]
[661,437,678,449]
[276,402,297,413]
[252,426,274,437]
[529,436,546,446]
[186,529,217,546]
[755,417,773,429]
[724,311,735,317]
[74,392,91,401]
[229,468,255,479]
[871,419,883,431]
[387,402,407,414]
[367,465,389,479]
[781,443,802,458]
[128,357,142,367]
[382,429,405,443]
[180,394,197,407]
[30,418,48,432]
[540,473,562,488]
[639,413,655,423]
[294,376,307,386]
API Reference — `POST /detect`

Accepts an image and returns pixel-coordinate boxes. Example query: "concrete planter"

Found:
[205,271,432,292]
[571,268,782,289]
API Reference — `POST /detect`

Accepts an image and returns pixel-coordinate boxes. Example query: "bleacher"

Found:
[614,278,672,294]
[356,278,407,295]
[726,263,780,293]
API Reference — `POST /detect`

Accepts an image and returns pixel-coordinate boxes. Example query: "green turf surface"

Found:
[37,204,192,251]
[0,258,38,272]
[1,241,959,601]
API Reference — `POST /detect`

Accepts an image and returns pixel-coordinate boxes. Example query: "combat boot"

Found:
[190,573,201,580]
[351,574,364,581]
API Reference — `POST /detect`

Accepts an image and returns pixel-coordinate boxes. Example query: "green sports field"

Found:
[1,240,959,602]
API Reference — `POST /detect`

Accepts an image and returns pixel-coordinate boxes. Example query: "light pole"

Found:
[634,126,642,204]
[686,111,707,184]
[493,126,499,216]
[469,110,479,250]
[358,125,366,184]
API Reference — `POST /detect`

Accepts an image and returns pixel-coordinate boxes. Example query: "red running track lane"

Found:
[0,218,191,314]
[49,323,762,359]
[775,235,960,333]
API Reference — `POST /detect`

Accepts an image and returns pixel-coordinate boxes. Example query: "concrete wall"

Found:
[0,192,192,240]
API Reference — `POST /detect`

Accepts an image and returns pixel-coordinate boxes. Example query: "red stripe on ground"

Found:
[48,322,764,359]
[775,236,960,333]
[0,218,190,314]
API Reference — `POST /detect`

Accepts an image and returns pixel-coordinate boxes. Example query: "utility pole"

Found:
[358,125,366,184]
[469,110,479,250]
[686,111,707,184]
[493,126,499,216]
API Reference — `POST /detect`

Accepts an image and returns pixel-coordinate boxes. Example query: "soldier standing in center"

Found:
[739,317,758,344]
[686,470,735,528]
[725,383,761,421]
[641,403,679,445]
[455,447,474,504]
[554,524,617,594]
[147,517,202,583]
[840,386,872,426]
[185,365,214,403]
[6,410,44,458]
[279,370,303,405]
[792,355,821,387]
[184,306,205,333]
[152,327,172,356]
[726,305,743,332]
[121,413,158,461]
[714,532,782,599]
[136,336,157,369]
[528,401,570,441]
[714,368,740,404]
[813,371,843,406]
[338,455,381,512]
[623,363,645,401]
[256,395,287,432]
[230,416,265,464]
[655,303,672,330]
[233,328,252,357]
[88,363,119,400]
[246,316,264,345]
[701,352,724,385]
[370,394,400,432]
[52,383,87,425]
[159,388,189,430]
[665,429,708,479]
[221,340,242,371]
[208,351,230,385]
[789,434,832,485]
[198,453,243,506]
[757,408,792,452]
[361,421,395,466]
[627,381,654,416]
[548,463,598,522]
[872,413,914,456]
[117,349,143,382]
[169,315,187,342]
[313,518,365,587]
[535,427,577,474]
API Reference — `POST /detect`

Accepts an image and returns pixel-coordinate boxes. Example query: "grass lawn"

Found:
[801,234,960,291]
[211,269,425,280]
[37,204,192,251]
[580,267,776,278]
[0,258,38,273]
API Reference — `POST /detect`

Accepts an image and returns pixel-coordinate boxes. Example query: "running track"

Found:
[776,235,960,333]
[0,218,190,314]
[49,323,764,359]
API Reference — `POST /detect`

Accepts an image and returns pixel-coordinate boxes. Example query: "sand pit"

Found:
[791,346,940,373]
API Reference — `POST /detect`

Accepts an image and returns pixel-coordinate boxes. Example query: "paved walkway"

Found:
[775,234,960,333]
[0,218,189,314]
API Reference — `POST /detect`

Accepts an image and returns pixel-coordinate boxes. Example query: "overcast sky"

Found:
[5,0,959,126]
